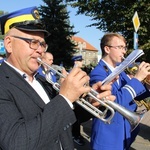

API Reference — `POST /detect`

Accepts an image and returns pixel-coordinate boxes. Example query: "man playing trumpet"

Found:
[90,32,150,150]
[0,6,115,150]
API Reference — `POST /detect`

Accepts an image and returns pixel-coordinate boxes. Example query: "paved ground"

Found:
[74,107,150,150]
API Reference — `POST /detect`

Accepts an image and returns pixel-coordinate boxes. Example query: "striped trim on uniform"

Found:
[123,85,136,99]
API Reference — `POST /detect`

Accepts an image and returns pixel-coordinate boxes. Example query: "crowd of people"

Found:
[0,5,150,150]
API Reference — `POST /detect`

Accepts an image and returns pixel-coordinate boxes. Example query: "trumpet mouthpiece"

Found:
[122,56,125,60]
[37,57,42,63]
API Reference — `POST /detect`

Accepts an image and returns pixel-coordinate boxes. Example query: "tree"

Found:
[39,0,77,68]
[67,0,150,62]
[0,10,6,40]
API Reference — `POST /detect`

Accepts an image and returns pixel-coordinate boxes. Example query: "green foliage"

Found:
[39,0,77,68]
[67,0,150,62]
[0,11,5,16]
[0,34,4,40]
[0,10,5,39]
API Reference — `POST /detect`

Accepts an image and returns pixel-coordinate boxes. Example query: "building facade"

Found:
[71,36,98,66]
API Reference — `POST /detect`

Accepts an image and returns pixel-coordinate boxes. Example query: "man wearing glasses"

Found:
[0,7,116,150]
[90,33,150,150]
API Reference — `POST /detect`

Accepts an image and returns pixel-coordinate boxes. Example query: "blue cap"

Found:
[0,6,49,36]
[71,55,83,61]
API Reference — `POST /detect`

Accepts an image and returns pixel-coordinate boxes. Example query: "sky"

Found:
[0,0,104,52]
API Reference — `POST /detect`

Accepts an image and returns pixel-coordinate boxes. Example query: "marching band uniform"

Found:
[38,65,57,83]
[90,59,150,150]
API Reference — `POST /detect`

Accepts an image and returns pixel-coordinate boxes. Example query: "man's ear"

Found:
[4,36,12,53]
[104,46,110,54]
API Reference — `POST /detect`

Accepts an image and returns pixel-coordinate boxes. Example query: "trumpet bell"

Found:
[129,112,144,131]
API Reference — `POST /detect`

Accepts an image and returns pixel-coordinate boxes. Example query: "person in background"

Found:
[0,7,116,150]
[71,55,89,146]
[90,32,150,150]
[38,52,57,82]
[71,55,84,68]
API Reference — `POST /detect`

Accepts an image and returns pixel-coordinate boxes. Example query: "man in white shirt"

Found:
[0,6,115,150]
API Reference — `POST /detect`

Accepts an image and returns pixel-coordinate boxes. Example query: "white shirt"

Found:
[4,61,73,108]
[102,59,120,85]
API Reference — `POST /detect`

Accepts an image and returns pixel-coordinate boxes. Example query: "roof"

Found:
[72,36,98,52]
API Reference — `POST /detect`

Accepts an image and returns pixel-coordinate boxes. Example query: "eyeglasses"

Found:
[107,45,127,51]
[11,36,48,52]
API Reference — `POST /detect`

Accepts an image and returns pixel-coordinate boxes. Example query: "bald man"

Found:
[38,52,57,82]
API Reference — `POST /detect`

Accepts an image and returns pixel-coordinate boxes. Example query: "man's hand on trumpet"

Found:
[59,67,91,103]
[134,61,150,82]
[59,67,115,105]
[88,81,116,107]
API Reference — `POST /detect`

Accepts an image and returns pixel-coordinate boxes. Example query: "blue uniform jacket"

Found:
[0,58,5,65]
[90,60,150,150]
[38,66,57,83]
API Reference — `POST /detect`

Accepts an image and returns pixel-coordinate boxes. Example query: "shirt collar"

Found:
[101,59,115,72]
[4,60,37,79]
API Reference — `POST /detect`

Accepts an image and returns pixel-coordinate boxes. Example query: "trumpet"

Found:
[37,58,143,130]
[51,64,64,72]
[126,62,150,85]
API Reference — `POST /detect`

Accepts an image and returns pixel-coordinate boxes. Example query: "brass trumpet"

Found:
[126,62,150,112]
[126,62,150,85]
[37,58,143,130]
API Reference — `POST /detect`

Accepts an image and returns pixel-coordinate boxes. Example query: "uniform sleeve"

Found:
[90,65,148,110]
[112,78,146,108]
